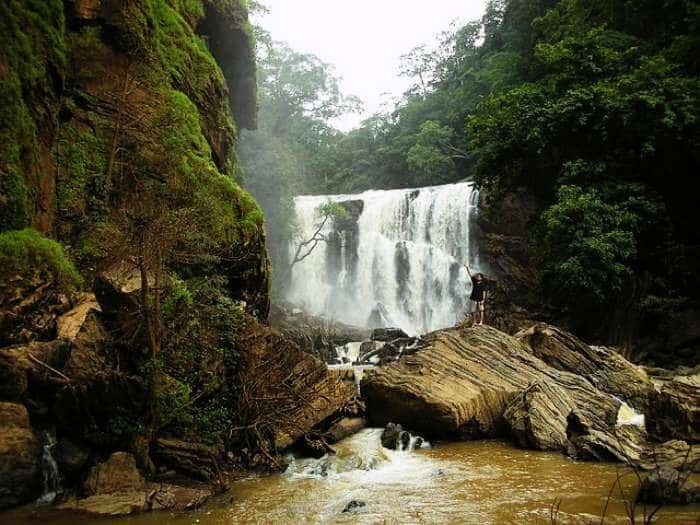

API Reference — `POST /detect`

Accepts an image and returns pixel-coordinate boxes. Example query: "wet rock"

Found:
[59,484,212,517]
[326,418,366,444]
[152,439,224,481]
[342,500,366,513]
[84,452,143,496]
[636,466,700,505]
[371,328,409,342]
[0,402,41,509]
[381,423,411,450]
[147,485,212,511]
[648,374,699,443]
[362,324,663,464]
[60,491,147,516]
[296,434,335,459]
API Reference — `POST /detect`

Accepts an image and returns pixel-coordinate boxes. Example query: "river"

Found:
[3,429,698,525]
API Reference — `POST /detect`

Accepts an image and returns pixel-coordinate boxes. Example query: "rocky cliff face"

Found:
[0,0,275,510]
[0,0,268,313]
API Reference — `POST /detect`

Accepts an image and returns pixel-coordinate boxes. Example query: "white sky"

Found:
[254,0,489,131]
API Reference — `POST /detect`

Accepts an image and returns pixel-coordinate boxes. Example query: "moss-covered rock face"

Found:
[0,0,268,312]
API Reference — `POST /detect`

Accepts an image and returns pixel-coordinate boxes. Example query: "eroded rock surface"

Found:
[362,324,693,466]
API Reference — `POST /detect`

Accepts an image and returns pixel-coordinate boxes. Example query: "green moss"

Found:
[0,0,66,232]
[0,228,82,290]
[55,120,109,225]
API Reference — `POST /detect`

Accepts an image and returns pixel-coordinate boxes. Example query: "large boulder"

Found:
[648,374,699,443]
[84,452,143,496]
[515,323,654,411]
[0,403,41,509]
[232,315,356,460]
[636,466,700,505]
[361,324,680,465]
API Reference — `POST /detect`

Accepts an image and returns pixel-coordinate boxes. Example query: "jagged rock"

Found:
[58,295,111,381]
[84,452,143,496]
[0,340,71,400]
[636,466,700,505]
[152,439,223,481]
[0,271,71,347]
[0,403,41,509]
[326,418,366,444]
[371,328,409,342]
[94,266,144,341]
[504,381,576,451]
[648,374,699,443]
[269,303,370,362]
[361,324,663,464]
[515,323,654,411]
[342,500,366,513]
[380,423,403,450]
[233,315,356,454]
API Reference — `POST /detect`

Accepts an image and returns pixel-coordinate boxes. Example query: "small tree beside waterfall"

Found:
[280,201,350,292]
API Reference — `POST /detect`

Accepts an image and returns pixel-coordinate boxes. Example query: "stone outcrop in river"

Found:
[362,323,698,469]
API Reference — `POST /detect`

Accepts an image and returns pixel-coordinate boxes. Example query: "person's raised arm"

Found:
[463,262,472,278]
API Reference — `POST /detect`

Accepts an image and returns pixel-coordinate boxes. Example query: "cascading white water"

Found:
[286,181,481,335]
[36,432,62,505]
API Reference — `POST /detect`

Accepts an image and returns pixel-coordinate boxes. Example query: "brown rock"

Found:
[361,324,666,465]
[648,374,699,443]
[234,316,357,453]
[0,340,70,400]
[60,492,146,516]
[73,0,102,20]
[152,439,223,481]
[326,418,366,444]
[84,452,143,496]
[515,323,654,411]
[0,402,41,509]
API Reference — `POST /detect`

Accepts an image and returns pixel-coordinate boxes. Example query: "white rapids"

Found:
[286,181,482,335]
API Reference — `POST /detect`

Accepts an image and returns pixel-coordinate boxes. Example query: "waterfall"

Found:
[36,431,62,505]
[286,181,481,335]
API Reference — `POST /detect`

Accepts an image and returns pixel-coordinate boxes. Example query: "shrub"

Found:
[0,228,82,290]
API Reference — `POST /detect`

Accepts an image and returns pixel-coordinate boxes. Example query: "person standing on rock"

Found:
[464,263,488,326]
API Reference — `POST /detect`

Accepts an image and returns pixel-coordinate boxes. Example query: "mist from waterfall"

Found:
[286,182,481,335]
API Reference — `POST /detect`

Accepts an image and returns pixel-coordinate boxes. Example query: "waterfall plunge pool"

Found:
[4,429,699,525]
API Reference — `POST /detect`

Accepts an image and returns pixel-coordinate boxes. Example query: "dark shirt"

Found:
[470,277,487,301]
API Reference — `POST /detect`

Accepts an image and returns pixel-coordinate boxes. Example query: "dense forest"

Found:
[242,0,700,358]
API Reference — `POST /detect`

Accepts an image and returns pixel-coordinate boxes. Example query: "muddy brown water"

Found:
[3,429,698,525]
